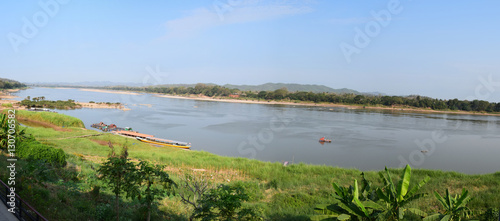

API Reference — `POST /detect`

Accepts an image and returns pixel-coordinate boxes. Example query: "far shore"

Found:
[0,89,22,110]
[155,94,500,117]
[79,88,141,95]
[5,87,499,116]
[0,89,130,111]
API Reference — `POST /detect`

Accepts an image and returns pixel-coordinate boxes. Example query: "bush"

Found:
[95,203,114,221]
[18,139,67,166]
[231,181,263,202]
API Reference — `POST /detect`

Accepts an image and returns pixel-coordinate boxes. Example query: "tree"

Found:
[423,188,472,221]
[133,161,176,221]
[97,143,137,221]
[178,173,212,220]
[257,91,267,99]
[376,165,429,220]
[353,95,366,104]
[273,87,288,100]
[192,184,259,221]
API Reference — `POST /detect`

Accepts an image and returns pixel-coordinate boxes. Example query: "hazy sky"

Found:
[1,1,499,101]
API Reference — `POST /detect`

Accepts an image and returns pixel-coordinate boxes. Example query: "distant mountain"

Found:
[29,81,147,87]
[28,81,385,96]
[223,83,362,94]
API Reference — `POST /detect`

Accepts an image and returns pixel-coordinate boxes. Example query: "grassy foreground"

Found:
[1,111,499,220]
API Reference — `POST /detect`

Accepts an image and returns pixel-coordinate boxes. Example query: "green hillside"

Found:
[0,77,26,89]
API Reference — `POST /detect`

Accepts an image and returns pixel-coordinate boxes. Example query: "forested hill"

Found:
[0,78,26,89]
[223,83,362,94]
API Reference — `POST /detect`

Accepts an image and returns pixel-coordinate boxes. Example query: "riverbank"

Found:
[79,88,141,95]
[0,89,22,110]
[5,110,498,220]
[155,94,500,117]
[76,102,130,111]
[1,89,131,111]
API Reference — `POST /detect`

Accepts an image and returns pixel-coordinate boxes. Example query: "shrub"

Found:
[18,139,67,166]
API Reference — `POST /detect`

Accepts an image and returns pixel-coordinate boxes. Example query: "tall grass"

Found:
[15,110,85,127]
[1,103,13,107]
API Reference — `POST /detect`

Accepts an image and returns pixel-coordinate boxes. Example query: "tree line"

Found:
[20,96,81,109]
[107,83,500,113]
[0,78,26,89]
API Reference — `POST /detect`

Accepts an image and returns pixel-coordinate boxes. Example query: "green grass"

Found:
[15,109,85,127]
[3,112,499,220]
[1,103,13,107]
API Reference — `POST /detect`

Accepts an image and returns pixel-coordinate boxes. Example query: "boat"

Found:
[115,130,153,138]
[136,137,191,149]
[319,137,332,143]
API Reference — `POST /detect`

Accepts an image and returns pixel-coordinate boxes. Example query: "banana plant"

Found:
[376,165,430,220]
[0,113,27,149]
[423,188,473,221]
[312,177,384,221]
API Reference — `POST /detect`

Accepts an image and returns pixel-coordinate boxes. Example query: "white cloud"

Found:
[162,0,313,39]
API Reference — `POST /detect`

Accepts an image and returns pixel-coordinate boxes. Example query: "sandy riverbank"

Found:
[0,90,23,110]
[155,94,500,116]
[79,88,141,95]
[76,102,130,111]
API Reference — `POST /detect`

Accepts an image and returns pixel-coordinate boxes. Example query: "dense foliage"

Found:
[0,78,26,89]
[107,84,500,113]
[313,165,430,221]
[0,112,27,149]
[192,184,260,221]
[312,165,479,221]
[424,188,473,221]
[20,96,81,109]
[98,144,176,221]
[17,139,67,166]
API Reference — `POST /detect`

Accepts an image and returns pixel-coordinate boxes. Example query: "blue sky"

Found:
[1,0,499,101]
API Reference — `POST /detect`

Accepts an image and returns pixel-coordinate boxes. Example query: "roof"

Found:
[116,130,154,138]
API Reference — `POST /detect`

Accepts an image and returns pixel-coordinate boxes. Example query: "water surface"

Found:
[13,88,500,174]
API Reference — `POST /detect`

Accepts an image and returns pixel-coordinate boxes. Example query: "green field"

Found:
[1,112,499,220]
[14,109,85,127]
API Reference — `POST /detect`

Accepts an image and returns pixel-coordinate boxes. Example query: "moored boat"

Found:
[136,137,191,149]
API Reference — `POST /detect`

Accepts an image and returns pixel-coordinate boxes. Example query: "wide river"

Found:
[13,88,500,174]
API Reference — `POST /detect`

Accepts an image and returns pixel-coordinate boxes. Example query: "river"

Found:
[13,87,500,174]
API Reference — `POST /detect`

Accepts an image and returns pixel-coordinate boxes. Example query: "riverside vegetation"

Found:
[0,110,499,220]
[106,84,500,114]
[20,96,81,110]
